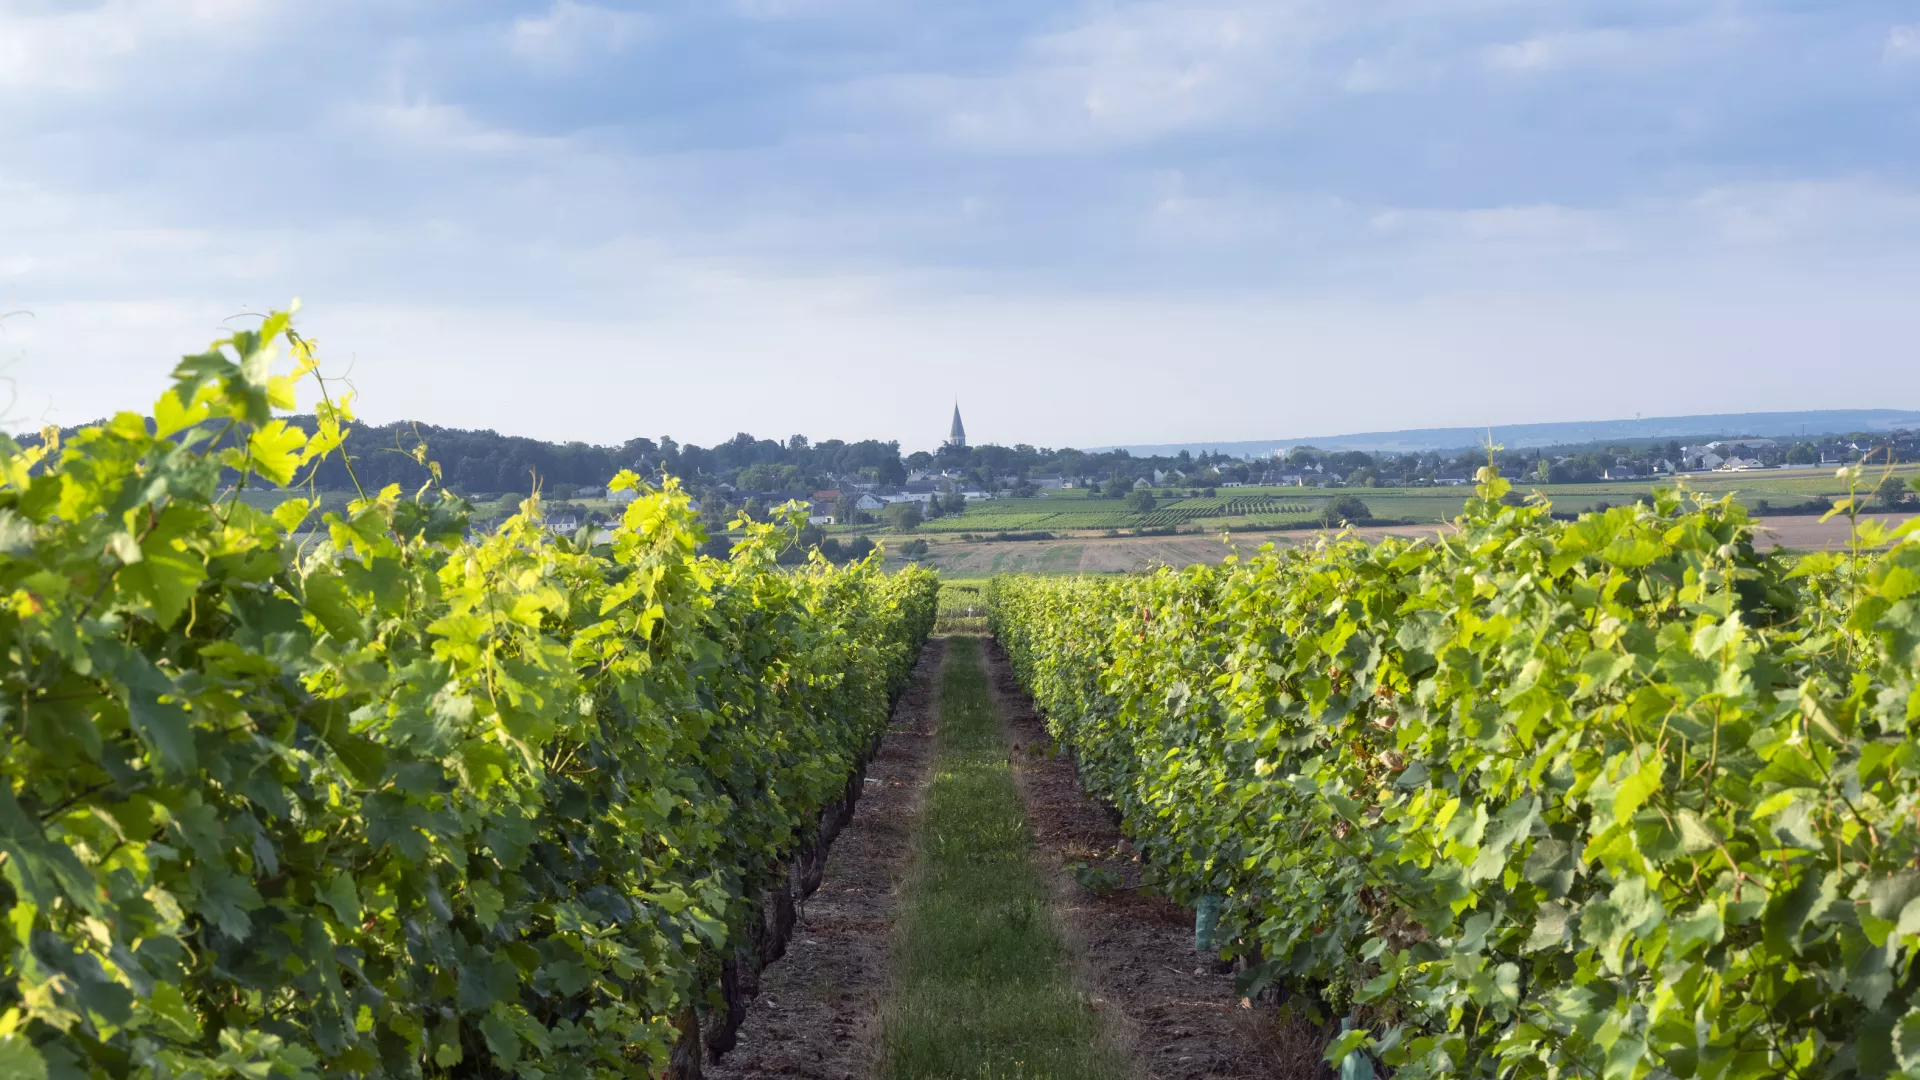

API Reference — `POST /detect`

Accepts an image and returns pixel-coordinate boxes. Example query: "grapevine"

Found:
[0,312,936,1079]
[990,466,1920,1079]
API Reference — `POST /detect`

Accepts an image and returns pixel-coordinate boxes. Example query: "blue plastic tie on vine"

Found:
[1195,894,1223,953]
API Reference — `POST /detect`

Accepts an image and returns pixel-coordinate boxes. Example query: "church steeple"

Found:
[945,402,966,449]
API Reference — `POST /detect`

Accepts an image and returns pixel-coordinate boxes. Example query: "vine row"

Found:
[0,313,937,1079]
[990,467,1920,1079]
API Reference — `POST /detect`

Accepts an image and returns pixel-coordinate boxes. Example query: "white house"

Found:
[808,514,836,526]
[854,493,885,511]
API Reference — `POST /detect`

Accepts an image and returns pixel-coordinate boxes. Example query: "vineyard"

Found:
[0,316,937,1078]
[990,468,1920,1078]
[17,316,1920,1080]
[915,495,1313,534]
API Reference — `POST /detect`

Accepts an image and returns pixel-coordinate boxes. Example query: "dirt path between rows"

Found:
[983,638,1327,1080]
[707,639,946,1080]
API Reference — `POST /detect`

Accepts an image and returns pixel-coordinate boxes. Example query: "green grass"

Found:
[881,637,1123,1080]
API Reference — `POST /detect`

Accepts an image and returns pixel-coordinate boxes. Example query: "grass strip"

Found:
[880,635,1124,1080]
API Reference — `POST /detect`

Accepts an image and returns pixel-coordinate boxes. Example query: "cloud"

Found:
[725,0,895,18]
[0,0,272,91]
[341,100,559,156]
[3,0,1919,445]
[1692,179,1920,247]
[1889,25,1920,63]
[834,2,1316,152]
[508,1,650,71]
[1369,203,1626,255]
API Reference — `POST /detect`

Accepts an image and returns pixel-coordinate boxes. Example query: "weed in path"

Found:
[881,636,1125,1080]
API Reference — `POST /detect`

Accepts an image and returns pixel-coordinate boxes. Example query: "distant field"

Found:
[913,492,1312,534]
[896,509,1919,578]
[900,465,1918,536]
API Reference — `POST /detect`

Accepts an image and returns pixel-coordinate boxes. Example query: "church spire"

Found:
[946,402,966,449]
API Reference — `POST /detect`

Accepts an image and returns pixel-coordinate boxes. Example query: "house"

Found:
[853,494,885,511]
[1602,466,1640,480]
[1132,477,1151,490]
[541,516,581,534]
[813,490,843,503]
[808,514,836,526]
[1221,481,1247,488]
[962,490,993,501]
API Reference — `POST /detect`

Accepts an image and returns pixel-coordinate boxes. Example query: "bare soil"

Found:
[982,639,1327,1080]
[707,639,946,1080]
[1749,512,1917,550]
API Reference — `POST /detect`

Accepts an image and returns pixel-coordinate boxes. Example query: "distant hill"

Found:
[1101,409,1920,458]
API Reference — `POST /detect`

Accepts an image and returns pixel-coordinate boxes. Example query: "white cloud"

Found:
[0,0,271,91]
[835,2,1320,152]
[340,100,557,155]
[2,0,1917,448]
[726,0,895,18]
[1482,26,1663,74]
[509,1,649,71]
[1692,179,1920,246]
[1369,203,1627,256]
[1888,25,1920,63]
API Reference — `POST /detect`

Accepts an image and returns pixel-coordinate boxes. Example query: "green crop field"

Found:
[911,492,1315,535]
[899,466,1920,537]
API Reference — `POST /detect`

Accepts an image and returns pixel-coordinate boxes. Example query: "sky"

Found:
[1,0,1917,453]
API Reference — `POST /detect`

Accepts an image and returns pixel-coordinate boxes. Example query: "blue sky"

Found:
[2,0,1917,450]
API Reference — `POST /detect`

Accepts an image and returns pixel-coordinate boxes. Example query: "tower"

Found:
[945,402,966,450]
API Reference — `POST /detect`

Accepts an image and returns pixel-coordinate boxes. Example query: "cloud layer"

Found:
[2,0,1916,448]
